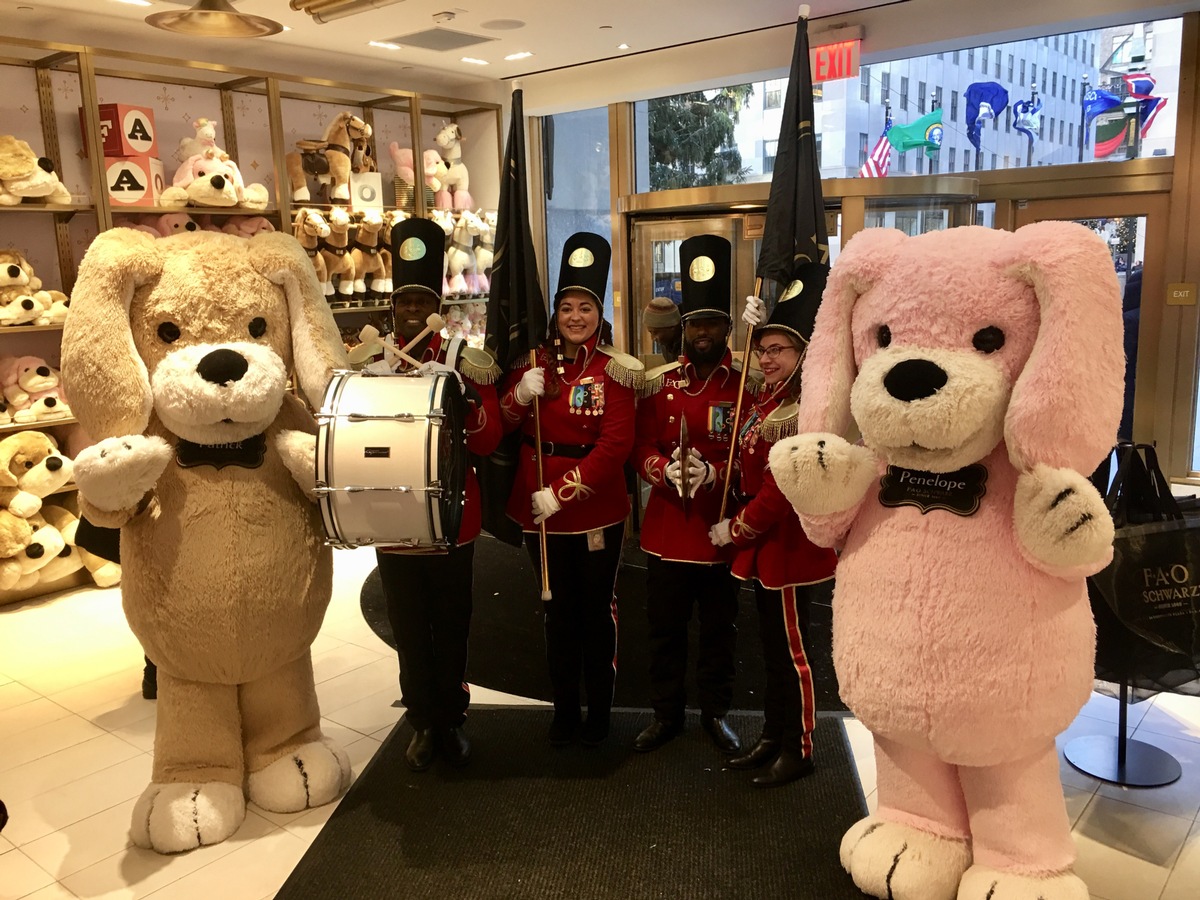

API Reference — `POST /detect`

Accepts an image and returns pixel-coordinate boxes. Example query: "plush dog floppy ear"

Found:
[1002,219,1124,474]
[796,227,908,436]
[61,229,162,439]
[246,232,348,407]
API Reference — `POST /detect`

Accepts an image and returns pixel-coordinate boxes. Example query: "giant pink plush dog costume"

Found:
[769,222,1123,900]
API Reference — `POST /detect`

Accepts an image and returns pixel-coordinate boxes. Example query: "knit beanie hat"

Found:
[643,297,681,329]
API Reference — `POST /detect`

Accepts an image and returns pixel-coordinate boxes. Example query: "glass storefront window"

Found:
[544,106,611,301]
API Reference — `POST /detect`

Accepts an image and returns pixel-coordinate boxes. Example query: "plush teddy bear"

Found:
[61,228,351,854]
[178,117,224,163]
[161,149,269,210]
[769,222,1125,900]
[0,430,73,518]
[222,216,276,239]
[34,503,121,588]
[0,135,72,206]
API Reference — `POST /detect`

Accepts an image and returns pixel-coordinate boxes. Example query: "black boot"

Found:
[701,716,741,754]
[633,718,683,752]
[752,747,814,787]
[439,726,471,767]
[727,736,780,770]
[405,727,437,772]
[141,657,157,701]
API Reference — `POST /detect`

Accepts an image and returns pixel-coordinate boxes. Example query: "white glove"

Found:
[709,519,733,546]
[742,295,766,328]
[531,487,561,524]
[685,450,715,498]
[515,367,545,405]
[419,359,465,394]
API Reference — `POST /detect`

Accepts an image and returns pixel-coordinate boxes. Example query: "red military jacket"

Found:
[400,333,502,545]
[730,388,838,589]
[500,334,640,534]
[634,349,742,564]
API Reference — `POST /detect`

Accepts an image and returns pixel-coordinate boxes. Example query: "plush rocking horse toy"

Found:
[350,209,387,300]
[285,111,372,204]
[433,122,473,210]
[319,206,356,302]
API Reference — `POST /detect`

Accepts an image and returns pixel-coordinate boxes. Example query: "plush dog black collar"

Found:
[175,432,267,470]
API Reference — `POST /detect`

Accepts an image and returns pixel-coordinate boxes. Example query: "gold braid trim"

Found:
[556,467,595,503]
[759,400,799,443]
[639,361,682,398]
[730,514,761,542]
[597,344,645,392]
[456,347,502,385]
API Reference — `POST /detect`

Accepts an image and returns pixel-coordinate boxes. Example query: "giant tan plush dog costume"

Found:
[61,229,352,853]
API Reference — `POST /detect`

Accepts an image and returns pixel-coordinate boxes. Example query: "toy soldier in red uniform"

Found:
[500,232,642,747]
[379,216,502,773]
[710,264,838,787]
[632,234,745,755]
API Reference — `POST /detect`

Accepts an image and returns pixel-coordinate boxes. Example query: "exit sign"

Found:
[811,39,860,83]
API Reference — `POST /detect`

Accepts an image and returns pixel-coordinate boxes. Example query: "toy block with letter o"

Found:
[105,155,165,208]
[79,104,158,158]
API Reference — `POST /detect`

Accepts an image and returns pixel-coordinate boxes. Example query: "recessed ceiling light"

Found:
[461,56,489,65]
[368,41,402,50]
[504,51,533,61]
[617,43,630,50]
[115,0,153,6]
[282,25,291,31]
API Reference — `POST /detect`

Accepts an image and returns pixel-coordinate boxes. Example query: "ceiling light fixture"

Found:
[617,43,630,50]
[115,0,153,7]
[368,40,402,50]
[292,0,408,24]
[504,51,533,61]
[145,0,284,37]
[461,57,489,65]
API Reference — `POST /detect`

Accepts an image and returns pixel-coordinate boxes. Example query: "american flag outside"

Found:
[858,109,894,178]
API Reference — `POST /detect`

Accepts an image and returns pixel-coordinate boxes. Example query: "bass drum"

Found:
[315,367,467,551]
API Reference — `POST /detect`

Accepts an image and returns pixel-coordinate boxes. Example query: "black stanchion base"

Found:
[1064,735,1182,787]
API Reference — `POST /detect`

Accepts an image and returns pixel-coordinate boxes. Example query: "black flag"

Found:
[479,86,548,546]
[756,11,828,298]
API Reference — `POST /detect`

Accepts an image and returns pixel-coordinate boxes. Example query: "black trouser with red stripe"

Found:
[645,556,738,725]
[377,543,474,731]
[753,580,825,758]
[525,521,625,726]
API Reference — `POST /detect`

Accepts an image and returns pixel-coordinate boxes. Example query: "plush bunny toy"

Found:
[61,229,351,854]
[769,221,1124,900]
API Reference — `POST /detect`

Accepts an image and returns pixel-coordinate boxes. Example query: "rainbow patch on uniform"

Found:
[708,402,733,437]
[570,381,605,415]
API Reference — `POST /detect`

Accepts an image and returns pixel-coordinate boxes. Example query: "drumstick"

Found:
[358,324,424,370]
[399,313,446,356]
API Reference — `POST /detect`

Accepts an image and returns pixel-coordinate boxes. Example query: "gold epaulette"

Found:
[732,357,764,396]
[597,344,645,392]
[639,360,682,398]
[760,399,799,443]
[456,346,502,385]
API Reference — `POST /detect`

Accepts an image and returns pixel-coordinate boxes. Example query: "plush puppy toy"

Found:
[769,221,1124,900]
[61,229,351,854]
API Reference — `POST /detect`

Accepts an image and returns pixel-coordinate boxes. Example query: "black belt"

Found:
[523,434,595,459]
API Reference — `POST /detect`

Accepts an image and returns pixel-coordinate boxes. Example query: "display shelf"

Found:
[113,206,281,217]
[0,203,94,214]
[0,416,76,433]
[0,323,66,333]
[331,304,390,315]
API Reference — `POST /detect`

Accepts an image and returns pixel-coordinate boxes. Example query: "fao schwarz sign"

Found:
[810,39,860,83]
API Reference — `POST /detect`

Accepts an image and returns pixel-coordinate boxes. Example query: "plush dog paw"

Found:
[130,781,245,853]
[247,738,351,813]
[74,435,172,512]
[275,430,317,499]
[1014,465,1115,575]
[840,816,971,900]
[768,432,878,516]
[957,864,1089,900]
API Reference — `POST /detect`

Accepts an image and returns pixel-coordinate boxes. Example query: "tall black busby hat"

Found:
[756,261,828,344]
[555,232,611,306]
[679,234,732,321]
[389,216,446,300]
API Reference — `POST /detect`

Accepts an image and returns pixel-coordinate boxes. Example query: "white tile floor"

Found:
[0,545,1195,900]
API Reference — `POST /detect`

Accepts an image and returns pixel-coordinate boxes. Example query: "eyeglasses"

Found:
[752,344,796,360]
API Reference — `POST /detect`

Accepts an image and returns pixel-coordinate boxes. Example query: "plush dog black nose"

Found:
[46,456,62,471]
[37,157,54,173]
[36,366,49,377]
[27,542,44,560]
[197,349,248,385]
[6,265,20,278]
[884,358,948,401]
[210,174,226,190]
[185,222,197,231]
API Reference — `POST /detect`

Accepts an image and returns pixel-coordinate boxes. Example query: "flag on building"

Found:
[858,109,893,178]
[1123,72,1168,138]
[1012,96,1044,143]
[755,9,827,289]
[965,82,1009,151]
[480,86,547,546]
[887,108,943,159]
[1083,87,1123,126]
